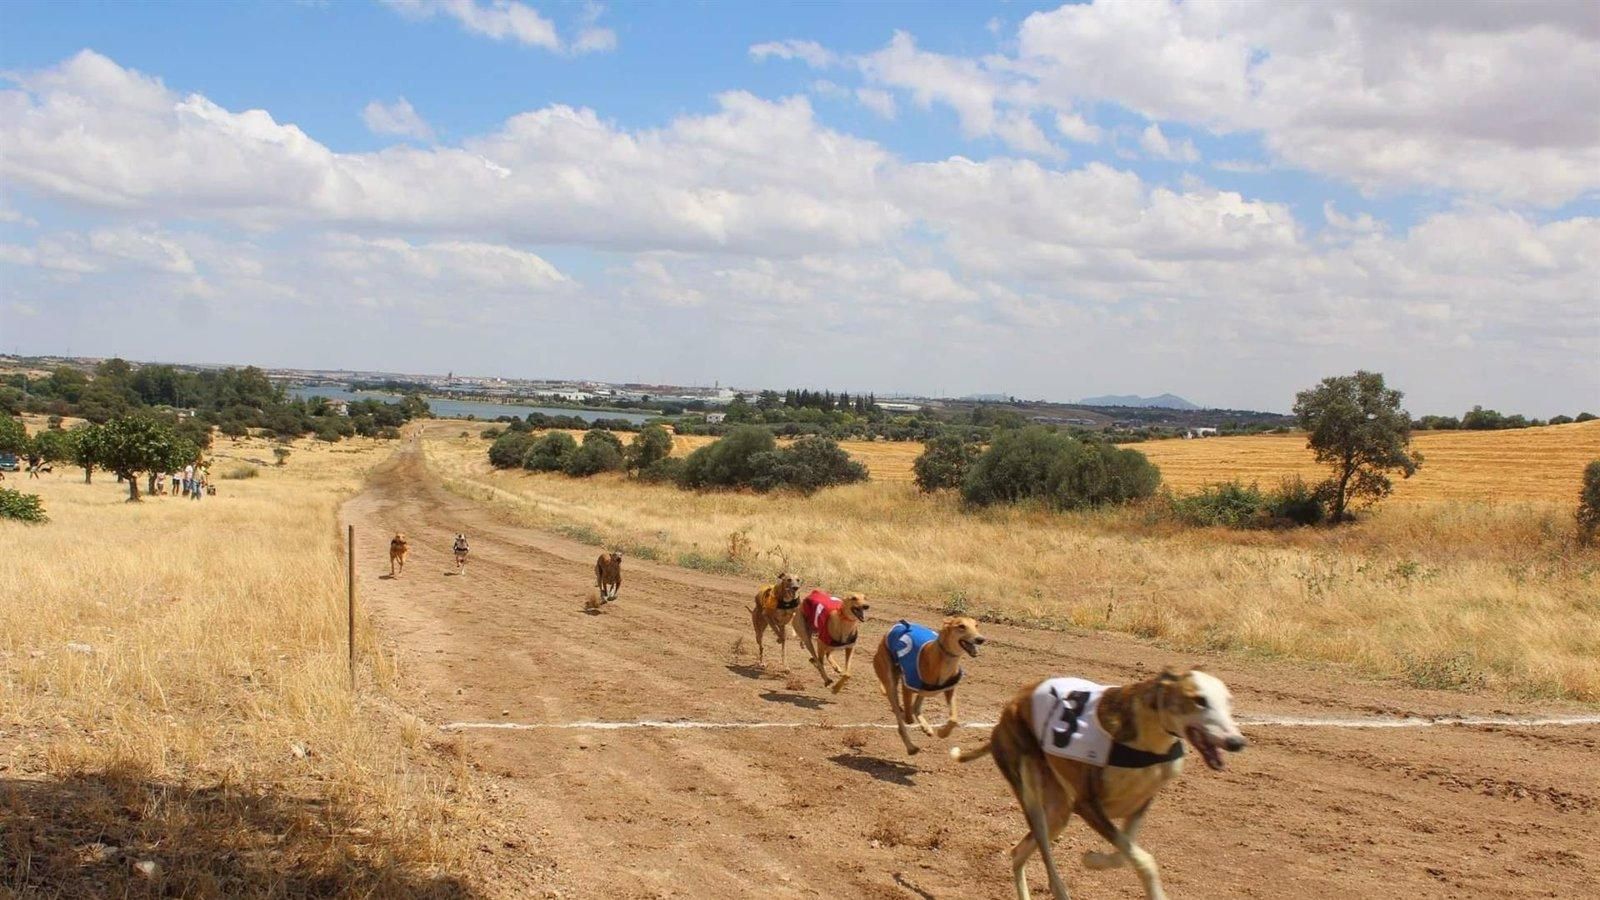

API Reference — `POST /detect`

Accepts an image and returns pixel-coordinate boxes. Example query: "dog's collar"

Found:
[916,669,962,693]
[831,631,857,647]
[776,597,801,610]
[1107,740,1184,768]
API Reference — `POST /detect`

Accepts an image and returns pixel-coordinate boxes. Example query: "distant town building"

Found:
[1184,427,1219,439]
[705,413,727,424]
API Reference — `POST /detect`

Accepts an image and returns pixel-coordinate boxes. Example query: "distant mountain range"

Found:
[1078,393,1200,410]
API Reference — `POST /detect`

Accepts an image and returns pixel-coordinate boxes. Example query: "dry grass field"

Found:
[428,421,1600,702]
[674,420,1600,501]
[1,429,474,897]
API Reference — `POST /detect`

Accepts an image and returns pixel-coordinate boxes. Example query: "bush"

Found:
[487,431,536,468]
[639,456,686,484]
[1548,415,1574,426]
[522,432,578,472]
[1579,460,1600,547]
[1173,481,1267,528]
[1576,412,1597,423]
[914,434,980,492]
[480,427,503,439]
[272,447,291,467]
[678,426,776,489]
[220,464,259,480]
[962,427,1160,510]
[748,436,868,494]
[1267,475,1327,526]
[627,425,673,472]
[0,487,47,523]
[563,439,625,477]
[581,429,625,454]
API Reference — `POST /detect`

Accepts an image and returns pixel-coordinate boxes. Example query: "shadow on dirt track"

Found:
[0,773,476,899]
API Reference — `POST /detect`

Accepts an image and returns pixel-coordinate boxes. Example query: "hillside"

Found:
[1078,392,1200,410]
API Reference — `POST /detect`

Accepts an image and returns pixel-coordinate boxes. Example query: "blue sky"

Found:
[1,0,1596,414]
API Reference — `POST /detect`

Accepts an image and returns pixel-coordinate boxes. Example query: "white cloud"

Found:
[362,97,434,140]
[749,39,838,69]
[1,50,1594,413]
[572,26,616,54]
[855,88,897,120]
[1015,0,1600,204]
[1053,111,1102,144]
[1138,123,1198,162]
[383,0,615,55]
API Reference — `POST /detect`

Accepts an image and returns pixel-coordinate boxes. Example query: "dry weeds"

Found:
[1,432,475,897]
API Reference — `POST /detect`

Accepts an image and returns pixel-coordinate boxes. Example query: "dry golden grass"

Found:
[426,423,1600,703]
[1137,420,1600,503]
[1,433,474,897]
[674,420,1600,502]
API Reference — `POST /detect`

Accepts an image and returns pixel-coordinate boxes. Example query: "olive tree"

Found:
[1293,371,1421,522]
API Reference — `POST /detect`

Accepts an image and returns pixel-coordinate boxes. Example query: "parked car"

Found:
[0,452,19,472]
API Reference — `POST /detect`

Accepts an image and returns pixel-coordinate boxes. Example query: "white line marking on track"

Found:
[440,714,1600,732]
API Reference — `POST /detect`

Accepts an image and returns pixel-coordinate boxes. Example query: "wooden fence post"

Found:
[347,523,356,689]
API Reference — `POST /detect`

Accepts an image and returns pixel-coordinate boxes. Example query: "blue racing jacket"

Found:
[887,620,962,692]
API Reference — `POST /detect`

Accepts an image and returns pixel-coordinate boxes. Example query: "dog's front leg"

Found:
[829,647,854,694]
[912,695,936,736]
[885,672,920,755]
[1077,800,1165,900]
[1083,799,1154,871]
[1013,757,1073,900]
[935,689,960,738]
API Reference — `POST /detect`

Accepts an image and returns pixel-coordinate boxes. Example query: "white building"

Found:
[705,413,727,424]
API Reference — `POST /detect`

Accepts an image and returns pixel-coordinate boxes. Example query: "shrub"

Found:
[627,425,673,472]
[1576,412,1597,423]
[0,487,47,523]
[747,436,868,494]
[487,431,536,469]
[1173,481,1267,528]
[480,427,503,439]
[678,426,776,489]
[581,429,625,455]
[563,440,625,477]
[1578,460,1600,547]
[913,434,980,492]
[1548,415,1574,426]
[220,464,259,480]
[272,446,291,467]
[1267,475,1327,526]
[522,432,577,472]
[639,456,686,484]
[961,427,1160,510]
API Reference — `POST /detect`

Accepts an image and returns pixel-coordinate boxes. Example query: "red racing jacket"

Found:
[801,590,857,649]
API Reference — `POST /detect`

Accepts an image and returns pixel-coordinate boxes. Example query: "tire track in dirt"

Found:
[347,435,1598,899]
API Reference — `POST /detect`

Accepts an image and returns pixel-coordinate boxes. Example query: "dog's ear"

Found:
[1157,666,1181,682]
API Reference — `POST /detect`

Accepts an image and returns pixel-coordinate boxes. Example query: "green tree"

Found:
[564,433,625,476]
[962,427,1160,510]
[522,432,578,472]
[1293,371,1421,522]
[0,415,26,455]
[68,425,105,483]
[747,436,868,494]
[488,431,536,468]
[679,425,775,488]
[1578,461,1600,547]
[913,434,979,492]
[30,428,74,466]
[273,446,292,467]
[627,424,674,472]
[95,416,197,501]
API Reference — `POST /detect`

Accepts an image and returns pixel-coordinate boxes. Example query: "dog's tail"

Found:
[949,741,991,763]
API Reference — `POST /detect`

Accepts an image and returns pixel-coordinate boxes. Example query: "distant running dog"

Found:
[389,533,409,577]
[750,572,803,666]
[595,551,623,603]
[793,590,869,692]
[951,669,1246,900]
[873,616,985,754]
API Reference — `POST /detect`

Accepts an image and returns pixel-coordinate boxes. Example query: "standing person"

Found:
[183,463,195,497]
[452,533,470,574]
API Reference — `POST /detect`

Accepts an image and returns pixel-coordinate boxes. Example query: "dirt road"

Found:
[344,438,1597,899]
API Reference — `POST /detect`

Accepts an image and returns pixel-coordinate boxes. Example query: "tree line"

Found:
[2,359,427,443]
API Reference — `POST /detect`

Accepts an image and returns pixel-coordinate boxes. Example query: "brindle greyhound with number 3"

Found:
[951,669,1247,900]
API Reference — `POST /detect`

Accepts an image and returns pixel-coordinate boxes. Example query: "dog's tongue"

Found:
[1187,727,1226,771]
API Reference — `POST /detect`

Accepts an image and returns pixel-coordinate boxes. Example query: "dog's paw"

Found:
[1082,850,1125,871]
[935,721,957,738]
[829,675,851,695]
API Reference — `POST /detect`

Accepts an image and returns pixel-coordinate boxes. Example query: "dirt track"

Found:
[345,437,1598,899]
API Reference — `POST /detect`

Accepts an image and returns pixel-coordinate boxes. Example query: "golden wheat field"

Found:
[0,430,472,896]
[427,421,1600,702]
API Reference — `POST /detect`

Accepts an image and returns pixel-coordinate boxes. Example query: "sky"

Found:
[1,0,1597,415]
